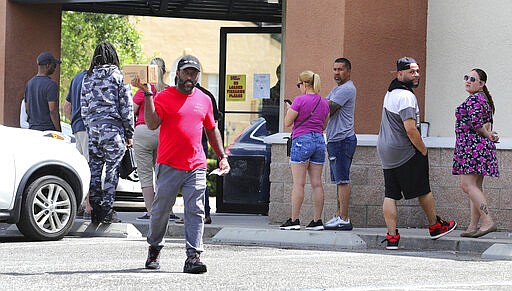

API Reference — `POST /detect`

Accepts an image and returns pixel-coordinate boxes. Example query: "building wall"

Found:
[131,17,258,76]
[426,0,512,137]
[0,1,61,127]
[344,0,427,134]
[284,0,427,134]
[268,141,512,231]
[283,0,345,130]
[132,17,281,143]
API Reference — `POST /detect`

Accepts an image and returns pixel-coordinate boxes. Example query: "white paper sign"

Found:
[253,73,270,99]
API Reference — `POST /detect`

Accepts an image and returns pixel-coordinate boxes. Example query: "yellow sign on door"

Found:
[226,74,246,102]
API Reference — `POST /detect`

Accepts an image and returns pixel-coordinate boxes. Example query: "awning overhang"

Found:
[10,0,283,23]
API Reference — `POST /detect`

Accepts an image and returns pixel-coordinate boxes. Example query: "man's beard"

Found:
[177,77,196,93]
[404,79,419,88]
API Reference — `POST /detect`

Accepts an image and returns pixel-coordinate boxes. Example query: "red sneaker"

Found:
[381,230,400,250]
[429,216,457,240]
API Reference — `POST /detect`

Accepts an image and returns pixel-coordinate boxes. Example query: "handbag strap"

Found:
[292,96,322,133]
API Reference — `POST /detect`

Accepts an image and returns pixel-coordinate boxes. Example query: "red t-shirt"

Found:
[133,84,157,127]
[154,86,215,171]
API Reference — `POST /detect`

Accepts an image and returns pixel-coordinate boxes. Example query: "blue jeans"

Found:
[290,132,326,164]
[327,134,357,184]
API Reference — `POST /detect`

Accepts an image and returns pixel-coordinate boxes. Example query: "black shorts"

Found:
[383,151,431,200]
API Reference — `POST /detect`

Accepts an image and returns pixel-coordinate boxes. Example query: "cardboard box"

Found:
[123,64,158,84]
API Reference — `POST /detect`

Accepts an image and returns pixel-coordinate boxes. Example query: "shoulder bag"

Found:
[286,96,322,156]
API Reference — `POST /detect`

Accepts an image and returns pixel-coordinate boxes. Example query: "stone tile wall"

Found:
[268,143,512,231]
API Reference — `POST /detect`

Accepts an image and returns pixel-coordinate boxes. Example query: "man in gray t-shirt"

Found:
[377,57,456,250]
[324,58,358,231]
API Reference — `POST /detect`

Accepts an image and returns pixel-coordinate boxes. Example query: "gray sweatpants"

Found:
[147,163,206,257]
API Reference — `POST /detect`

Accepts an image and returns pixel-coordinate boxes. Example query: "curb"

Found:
[211,227,367,250]
[69,221,142,238]
[481,244,512,260]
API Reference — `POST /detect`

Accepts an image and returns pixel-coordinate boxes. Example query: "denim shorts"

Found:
[327,134,357,184]
[290,132,326,164]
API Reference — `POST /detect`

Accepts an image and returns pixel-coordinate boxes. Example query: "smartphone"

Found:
[284,99,292,105]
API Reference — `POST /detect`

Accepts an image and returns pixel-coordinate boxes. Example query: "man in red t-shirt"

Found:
[132,55,230,274]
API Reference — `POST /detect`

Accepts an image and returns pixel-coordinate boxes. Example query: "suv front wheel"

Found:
[17,175,77,241]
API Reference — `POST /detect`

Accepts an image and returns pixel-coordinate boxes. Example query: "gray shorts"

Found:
[133,125,159,188]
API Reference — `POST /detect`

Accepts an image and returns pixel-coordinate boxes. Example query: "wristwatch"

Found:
[220,154,228,160]
[143,91,153,97]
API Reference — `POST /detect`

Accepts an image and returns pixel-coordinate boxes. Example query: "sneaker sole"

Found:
[279,225,301,230]
[305,226,324,231]
[386,245,399,250]
[184,266,207,274]
[145,263,160,270]
[323,225,353,231]
[430,222,457,240]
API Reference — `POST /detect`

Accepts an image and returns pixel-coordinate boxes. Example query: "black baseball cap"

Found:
[396,57,418,71]
[37,52,61,65]
[177,55,201,71]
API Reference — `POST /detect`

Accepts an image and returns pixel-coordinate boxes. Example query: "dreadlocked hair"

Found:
[87,41,120,75]
[473,68,495,115]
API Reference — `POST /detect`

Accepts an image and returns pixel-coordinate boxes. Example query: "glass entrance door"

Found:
[216,26,281,215]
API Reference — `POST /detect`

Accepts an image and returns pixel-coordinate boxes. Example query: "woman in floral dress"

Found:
[453,68,499,238]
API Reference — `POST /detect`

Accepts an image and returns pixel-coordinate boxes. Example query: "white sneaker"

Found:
[325,215,339,225]
[323,216,353,231]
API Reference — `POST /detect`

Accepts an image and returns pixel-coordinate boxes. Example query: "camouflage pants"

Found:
[87,124,125,216]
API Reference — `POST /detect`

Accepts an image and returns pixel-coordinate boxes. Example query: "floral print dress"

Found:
[452,92,499,177]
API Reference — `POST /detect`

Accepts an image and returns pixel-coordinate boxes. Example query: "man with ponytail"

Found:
[453,68,499,238]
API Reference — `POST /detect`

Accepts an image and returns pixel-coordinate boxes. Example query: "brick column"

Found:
[0,0,61,127]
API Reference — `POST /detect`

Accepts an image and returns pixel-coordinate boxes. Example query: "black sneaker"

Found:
[381,230,400,250]
[90,203,103,224]
[145,245,162,270]
[280,218,300,230]
[102,210,121,224]
[305,219,324,230]
[137,213,151,221]
[204,216,212,224]
[183,254,207,274]
[169,214,180,220]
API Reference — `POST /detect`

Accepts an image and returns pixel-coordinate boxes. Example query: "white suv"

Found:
[0,125,90,240]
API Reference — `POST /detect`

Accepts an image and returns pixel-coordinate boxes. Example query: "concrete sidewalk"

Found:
[98,210,512,260]
[3,192,511,260]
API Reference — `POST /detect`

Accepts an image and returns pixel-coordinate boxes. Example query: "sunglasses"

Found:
[296,81,303,88]
[463,75,477,82]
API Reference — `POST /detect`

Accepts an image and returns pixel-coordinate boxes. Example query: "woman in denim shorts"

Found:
[279,70,330,231]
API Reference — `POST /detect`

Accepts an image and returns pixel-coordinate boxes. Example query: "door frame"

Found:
[216,26,281,214]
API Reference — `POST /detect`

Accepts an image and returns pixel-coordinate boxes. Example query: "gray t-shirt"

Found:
[377,88,420,169]
[325,80,356,142]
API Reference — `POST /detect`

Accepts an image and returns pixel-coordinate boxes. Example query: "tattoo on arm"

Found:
[480,203,489,215]
[329,101,341,116]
